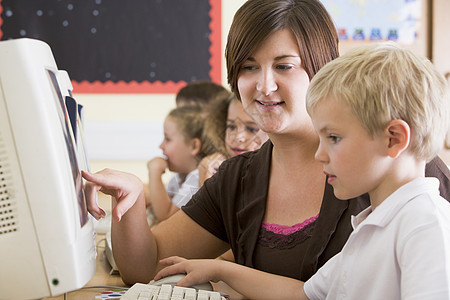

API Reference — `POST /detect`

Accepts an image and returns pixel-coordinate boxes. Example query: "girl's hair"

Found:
[167,105,207,161]
[226,0,339,100]
[307,42,450,162]
[199,91,236,159]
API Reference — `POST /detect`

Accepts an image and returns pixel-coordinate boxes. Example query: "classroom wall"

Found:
[76,0,450,183]
[433,0,450,164]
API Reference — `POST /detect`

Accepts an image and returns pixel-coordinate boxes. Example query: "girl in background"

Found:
[145,105,212,222]
[199,93,268,185]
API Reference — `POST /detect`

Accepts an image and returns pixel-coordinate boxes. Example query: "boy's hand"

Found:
[154,256,223,287]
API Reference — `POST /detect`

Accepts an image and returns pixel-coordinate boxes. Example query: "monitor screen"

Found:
[47,69,88,227]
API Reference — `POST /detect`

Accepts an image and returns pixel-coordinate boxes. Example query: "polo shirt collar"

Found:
[351,177,440,229]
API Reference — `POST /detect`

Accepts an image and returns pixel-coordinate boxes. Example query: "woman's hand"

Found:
[82,168,144,222]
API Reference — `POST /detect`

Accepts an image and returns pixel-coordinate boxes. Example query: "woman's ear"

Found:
[384,119,410,158]
[190,138,202,157]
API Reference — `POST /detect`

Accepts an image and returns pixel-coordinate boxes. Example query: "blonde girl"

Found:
[145,105,212,222]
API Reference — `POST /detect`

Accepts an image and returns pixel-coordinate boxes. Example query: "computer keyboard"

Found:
[121,283,227,300]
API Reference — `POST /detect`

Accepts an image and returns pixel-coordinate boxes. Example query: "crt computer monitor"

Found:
[0,38,96,299]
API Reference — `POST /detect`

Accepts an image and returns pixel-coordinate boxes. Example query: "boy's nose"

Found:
[314,144,328,163]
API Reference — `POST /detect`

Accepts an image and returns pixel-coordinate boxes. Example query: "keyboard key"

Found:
[121,282,227,300]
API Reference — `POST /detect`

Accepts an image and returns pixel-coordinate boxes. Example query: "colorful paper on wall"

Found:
[320,0,422,44]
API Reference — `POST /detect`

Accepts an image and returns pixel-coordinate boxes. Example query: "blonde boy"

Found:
[153,42,450,299]
[303,42,450,299]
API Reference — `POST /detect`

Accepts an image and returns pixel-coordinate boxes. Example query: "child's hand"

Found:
[82,169,144,222]
[147,157,169,176]
[198,152,227,185]
[154,256,223,287]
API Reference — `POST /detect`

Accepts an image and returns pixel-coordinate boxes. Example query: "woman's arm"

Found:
[155,257,309,300]
[82,169,229,285]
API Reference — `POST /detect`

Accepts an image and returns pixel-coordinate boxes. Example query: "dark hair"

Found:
[176,80,229,107]
[226,0,339,99]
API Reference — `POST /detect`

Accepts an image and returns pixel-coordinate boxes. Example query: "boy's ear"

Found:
[190,138,202,156]
[384,119,410,158]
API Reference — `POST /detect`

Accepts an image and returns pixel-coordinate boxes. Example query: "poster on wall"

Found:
[321,0,421,44]
[0,0,221,93]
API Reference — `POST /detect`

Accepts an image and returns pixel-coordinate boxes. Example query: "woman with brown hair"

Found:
[83,0,450,291]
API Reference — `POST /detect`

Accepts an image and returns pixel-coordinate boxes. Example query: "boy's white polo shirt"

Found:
[304,177,450,299]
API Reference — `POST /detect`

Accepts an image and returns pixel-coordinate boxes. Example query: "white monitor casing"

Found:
[0,38,96,299]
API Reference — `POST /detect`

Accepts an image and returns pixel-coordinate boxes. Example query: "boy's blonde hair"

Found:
[306,42,449,162]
